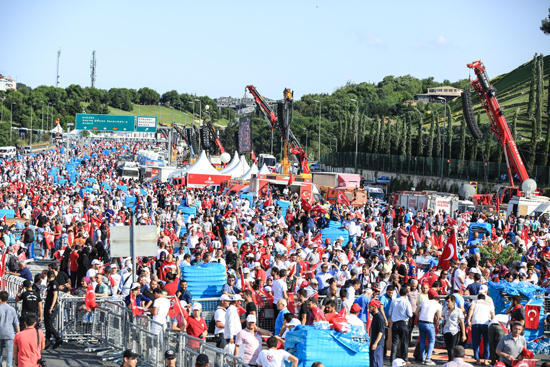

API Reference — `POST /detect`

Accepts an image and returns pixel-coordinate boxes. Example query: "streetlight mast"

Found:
[350,98,359,170]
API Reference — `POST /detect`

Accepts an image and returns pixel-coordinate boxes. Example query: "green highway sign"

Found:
[75,114,135,131]
[136,116,157,132]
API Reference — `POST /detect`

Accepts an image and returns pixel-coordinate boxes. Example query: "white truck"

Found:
[312,172,361,189]
[391,190,459,214]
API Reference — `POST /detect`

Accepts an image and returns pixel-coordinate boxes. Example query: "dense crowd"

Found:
[0,140,549,367]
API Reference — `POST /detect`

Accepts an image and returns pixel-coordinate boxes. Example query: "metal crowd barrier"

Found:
[0,274,26,298]
[54,294,250,367]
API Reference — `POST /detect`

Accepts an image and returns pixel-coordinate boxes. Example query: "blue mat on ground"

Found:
[321,220,350,245]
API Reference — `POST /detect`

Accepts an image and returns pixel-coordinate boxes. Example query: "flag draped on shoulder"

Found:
[439,229,458,270]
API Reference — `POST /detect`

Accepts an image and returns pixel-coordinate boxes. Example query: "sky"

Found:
[1,0,549,99]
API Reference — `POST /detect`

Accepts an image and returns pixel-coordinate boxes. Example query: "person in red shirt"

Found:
[69,245,80,287]
[186,303,207,349]
[164,273,179,296]
[13,314,45,367]
[323,301,338,324]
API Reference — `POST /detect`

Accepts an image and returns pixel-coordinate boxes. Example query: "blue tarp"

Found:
[469,223,492,241]
[181,263,227,298]
[321,220,350,245]
[102,150,110,156]
[60,147,65,154]
[285,325,369,367]
[0,209,16,219]
[124,196,137,210]
[117,185,128,193]
[488,281,546,341]
[101,182,111,191]
[276,200,291,218]
[239,193,254,206]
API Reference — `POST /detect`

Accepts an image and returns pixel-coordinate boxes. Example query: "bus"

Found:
[117,162,140,181]
[0,146,16,158]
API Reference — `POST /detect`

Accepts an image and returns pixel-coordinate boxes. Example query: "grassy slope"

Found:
[106,104,229,127]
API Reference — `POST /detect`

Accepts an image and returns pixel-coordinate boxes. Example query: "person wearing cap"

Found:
[257,335,298,367]
[121,349,139,367]
[415,289,442,365]
[195,353,209,367]
[214,294,231,348]
[369,298,385,367]
[125,282,152,311]
[348,303,366,333]
[186,303,207,348]
[224,294,243,344]
[234,314,263,365]
[164,349,177,367]
[442,345,474,367]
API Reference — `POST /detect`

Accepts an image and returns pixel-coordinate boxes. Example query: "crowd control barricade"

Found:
[1,274,26,298]
[56,293,97,343]
[194,297,221,329]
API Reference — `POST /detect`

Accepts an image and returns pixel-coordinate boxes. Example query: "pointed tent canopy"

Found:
[219,151,240,174]
[186,151,220,175]
[50,124,63,134]
[239,163,258,180]
[258,164,271,175]
[223,155,250,178]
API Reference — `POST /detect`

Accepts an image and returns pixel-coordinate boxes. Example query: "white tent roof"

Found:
[51,124,63,134]
[186,151,220,175]
[167,168,188,180]
[239,163,258,180]
[258,164,271,175]
[219,151,240,174]
[223,155,250,178]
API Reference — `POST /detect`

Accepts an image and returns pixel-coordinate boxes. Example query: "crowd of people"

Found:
[0,139,549,367]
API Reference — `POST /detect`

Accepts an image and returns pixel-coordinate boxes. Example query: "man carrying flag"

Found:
[439,229,458,270]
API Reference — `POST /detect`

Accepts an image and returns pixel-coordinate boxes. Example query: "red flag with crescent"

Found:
[439,229,457,270]
[524,304,541,329]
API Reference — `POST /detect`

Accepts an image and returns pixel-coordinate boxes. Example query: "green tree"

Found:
[406,115,412,158]
[446,104,453,159]
[160,90,181,109]
[541,8,550,34]
[138,87,160,105]
[394,117,402,155]
[528,54,537,118]
[368,118,376,152]
[373,118,381,153]
[417,111,424,156]
[458,117,466,173]
[384,119,392,154]
[512,107,519,140]
[536,55,544,140]
[400,116,407,157]
[379,118,386,153]
[427,113,435,157]
[435,113,441,158]
[528,117,537,169]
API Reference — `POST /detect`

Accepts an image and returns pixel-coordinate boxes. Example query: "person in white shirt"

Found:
[257,336,298,367]
[272,269,288,305]
[151,289,171,336]
[467,294,495,365]
[224,294,243,343]
[416,289,442,365]
[214,294,230,348]
[347,303,366,334]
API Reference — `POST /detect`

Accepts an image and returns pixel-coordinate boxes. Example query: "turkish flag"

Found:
[85,285,97,312]
[380,223,389,248]
[288,172,294,186]
[337,191,350,205]
[439,229,458,270]
[168,296,189,320]
[525,304,541,329]
[302,199,312,211]
[311,232,322,246]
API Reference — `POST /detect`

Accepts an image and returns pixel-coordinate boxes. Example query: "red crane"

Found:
[465,60,537,207]
[245,85,310,174]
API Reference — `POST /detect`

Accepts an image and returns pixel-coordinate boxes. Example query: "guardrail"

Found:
[0,274,26,298]
[54,294,249,367]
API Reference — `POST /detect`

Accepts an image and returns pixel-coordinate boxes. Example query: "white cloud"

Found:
[355,30,385,47]
[435,35,448,45]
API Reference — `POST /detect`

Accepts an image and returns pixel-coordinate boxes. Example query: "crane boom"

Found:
[245,85,310,174]
[467,60,530,187]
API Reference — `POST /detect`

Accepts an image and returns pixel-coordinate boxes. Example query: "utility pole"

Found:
[314,100,321,162]
[90,50,97,88]
[350,98,359,170]
[30,105,33,146]
[56,49,61,87]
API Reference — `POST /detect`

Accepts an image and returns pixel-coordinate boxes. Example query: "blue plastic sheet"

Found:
[321,220,350,245]
[276,200,291,218]
[469,223,492,241]
[181,263,227,298]
[285,325,369,367]
[117,185,128,193]
[0,209,16,219]
[124,196,137,210]
[239,193,254,206]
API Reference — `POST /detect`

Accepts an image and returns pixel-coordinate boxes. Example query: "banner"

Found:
[238,117,252,153]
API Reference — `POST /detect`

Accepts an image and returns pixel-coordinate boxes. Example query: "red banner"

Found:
[186,173,230,188]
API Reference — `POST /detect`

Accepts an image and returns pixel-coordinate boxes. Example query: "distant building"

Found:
[215,95,276,115]
[414,86,462,103]
[0,75,16,91]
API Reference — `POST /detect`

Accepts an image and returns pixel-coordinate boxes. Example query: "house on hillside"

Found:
[0,75,16,91]
[414,86,462,103]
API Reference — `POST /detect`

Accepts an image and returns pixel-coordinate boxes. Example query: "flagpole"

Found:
[130,211,136,283]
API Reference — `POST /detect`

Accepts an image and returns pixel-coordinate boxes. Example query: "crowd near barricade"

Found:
[0,274,26,298]
[51,293,249,367]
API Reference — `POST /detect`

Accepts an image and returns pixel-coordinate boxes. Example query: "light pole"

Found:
[10,102,14,142]
[41,102,44,141]
[0,97,4,122]
[350,98,359,170]
[47,103,51,130]
[314,100,321,162]
[436,97,447,181]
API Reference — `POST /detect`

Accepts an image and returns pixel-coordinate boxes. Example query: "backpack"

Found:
[24,228,35,243]
[208,306,224,334]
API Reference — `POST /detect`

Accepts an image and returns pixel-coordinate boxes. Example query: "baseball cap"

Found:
[246,314,257,323]
[192,303,202,311]
[428,289,439,300]
[165,349,176,359]
[232,294,243,301]
[123,349,139,359]
[131,282,140,290]
[253,262,261,268]
[479,285,488,294]
[220,294,231,301]
[288,319,301,327]
[392,358,407,367]
[91,259,102,265]
[351,303,362,313]
[369,299,381,308]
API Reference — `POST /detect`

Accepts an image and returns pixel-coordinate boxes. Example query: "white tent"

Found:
[258,164,271,175]
[223,155,250,178]
[239,163,258,180]
[186,151,220,175]
[219,151,240,174]
[51,124,63,134]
